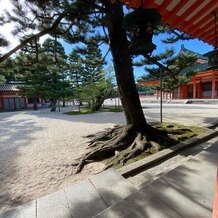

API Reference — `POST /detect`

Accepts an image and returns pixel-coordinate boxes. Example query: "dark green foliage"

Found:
[0,35,9,47]
[68,38,105,86]
[139,48,198,91]
[14,37,72,111]
[83,39,106,83]
[42,38,67,60]
[68,50,84,89]
[0,57,18,81]
[68,36,112,111]
[136,83,155,95]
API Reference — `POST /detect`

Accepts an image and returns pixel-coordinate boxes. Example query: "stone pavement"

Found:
[0,168,137,218]
[95,136,218,217]
[1,103,218,217]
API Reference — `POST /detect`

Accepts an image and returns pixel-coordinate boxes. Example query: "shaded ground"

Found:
[0,103,217,212]
[0,109,124,212]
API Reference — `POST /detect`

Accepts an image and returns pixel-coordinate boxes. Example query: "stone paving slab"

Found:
[0,201,36,218]
[124,196,182,218]
[0,168,136,218]
[64,178,107,218]
[90,168,136,206]
[142,157,215,217]
[93,189,151,218]
[94,141,218,218]
[93,183,182,218]
[37,189,72,218]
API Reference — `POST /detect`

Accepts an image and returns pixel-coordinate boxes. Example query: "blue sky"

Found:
[61,32,214,79]
[0,1,214,80]
[153,33,214,55]
[133,33,214,79]
[59,5,215,80]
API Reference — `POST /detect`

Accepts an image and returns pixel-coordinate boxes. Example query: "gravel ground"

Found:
[0,107,125,212]
[0,103,218,212]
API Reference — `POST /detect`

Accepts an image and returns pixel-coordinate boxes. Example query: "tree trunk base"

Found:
[75,124,176,174]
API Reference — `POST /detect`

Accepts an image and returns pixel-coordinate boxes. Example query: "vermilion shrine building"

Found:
[116,0,218,100]
[139,46,218,99]
[178,70,218,99]
[0,81,43,111]
[0,81,27,111]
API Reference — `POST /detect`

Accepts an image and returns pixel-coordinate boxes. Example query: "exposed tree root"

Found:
[75,124,177,174]
[114,132,148,165]
[86,125,122,148]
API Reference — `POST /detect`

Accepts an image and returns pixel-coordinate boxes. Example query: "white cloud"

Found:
[0,0,18,53]
[0,0,49,55]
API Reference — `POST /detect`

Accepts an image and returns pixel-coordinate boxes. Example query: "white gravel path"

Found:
[0,107,125,212]
[0,103,218,213]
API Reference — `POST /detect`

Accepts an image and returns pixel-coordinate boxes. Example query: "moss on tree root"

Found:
[74,122,201,174]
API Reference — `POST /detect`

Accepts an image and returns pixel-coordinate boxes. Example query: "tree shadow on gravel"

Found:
[0,111,45,213]
[32,108,126,125]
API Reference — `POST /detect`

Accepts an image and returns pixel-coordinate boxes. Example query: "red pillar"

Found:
[182,85,188,99]
[198,80,202,98]
[212,72,216,99]
[193,78,196,99]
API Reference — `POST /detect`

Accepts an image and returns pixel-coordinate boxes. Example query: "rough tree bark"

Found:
[105,2,147,128]
[74,2,176,173]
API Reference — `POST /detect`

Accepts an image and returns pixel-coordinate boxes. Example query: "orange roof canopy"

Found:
[113,0,218,47]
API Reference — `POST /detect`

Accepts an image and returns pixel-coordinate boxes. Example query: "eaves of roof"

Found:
[114,0,218,47]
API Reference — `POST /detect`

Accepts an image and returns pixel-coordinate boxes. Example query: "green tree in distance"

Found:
[76,75,114,111]
[41,37,72,110]
[15,38,45,110]
[0,0,197,171]
[15,37,72,111]
[68,37,110,111]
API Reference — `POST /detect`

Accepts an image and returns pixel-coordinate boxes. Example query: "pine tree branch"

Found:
[0,1,106,63]
[0,15,65,63]
[54,23,74,35]
[170,29,194,40]
[143,54,178,81]
[85,0,108,13]
[102,46,110,61]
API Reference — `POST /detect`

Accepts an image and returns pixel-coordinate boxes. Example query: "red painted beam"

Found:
[114,0,218,46]
[170,0,206,27]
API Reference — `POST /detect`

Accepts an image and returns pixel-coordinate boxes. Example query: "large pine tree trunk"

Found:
[75,2,177,173]
[105,2,147,128]
[0,0,177,175]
